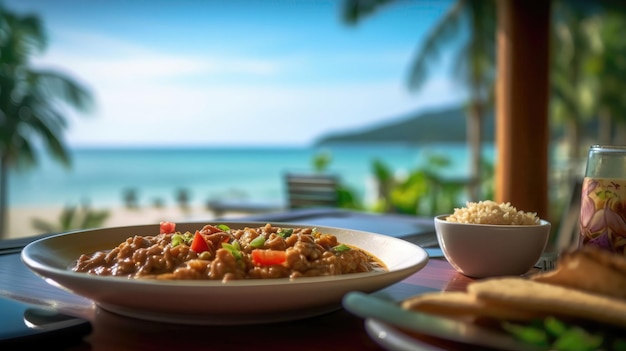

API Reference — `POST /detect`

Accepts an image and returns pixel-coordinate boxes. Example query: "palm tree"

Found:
[31,202,110,233]
[342,0,496,201]
[0,4,93,238]
[584,10,626,144]
[550,0,595,164]
[550,1,626,161]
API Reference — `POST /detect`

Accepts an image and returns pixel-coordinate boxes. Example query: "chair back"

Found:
[285,173,339,209]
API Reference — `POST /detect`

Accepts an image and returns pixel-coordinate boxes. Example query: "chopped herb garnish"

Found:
[277,228,294,238]
[333,244,351,252]
[222,241,242,260]
[171,232,193,247]
[311,228,320,238]
[171,234,183,247]
[250,235,266,248]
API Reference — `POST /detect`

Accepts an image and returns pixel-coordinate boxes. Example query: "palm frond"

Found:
[407,0,465,90]
[0,9,47,65]
[341,0,396,24]
[28,69,94,113]
[23,93,68,131]
[0,5,94,238]
[59,205,78,230]
[30,218,57,233]
[30,203,110,233]
[16,14,48,53]
[81,210,110,229]
[8,135,37,170]
[31,120,71,167]
[15,98,71,167]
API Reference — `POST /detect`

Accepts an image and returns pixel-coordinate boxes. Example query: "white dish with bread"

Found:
[346,246,626,351]
[344,201,626,350]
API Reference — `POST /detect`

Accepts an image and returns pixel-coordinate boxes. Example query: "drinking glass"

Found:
[579,145,626,255]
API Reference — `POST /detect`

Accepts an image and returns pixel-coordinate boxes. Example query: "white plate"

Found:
[22,221,428,325]
[365,319,447,351]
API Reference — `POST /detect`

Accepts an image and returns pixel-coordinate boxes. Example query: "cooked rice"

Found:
[446,200,540,225]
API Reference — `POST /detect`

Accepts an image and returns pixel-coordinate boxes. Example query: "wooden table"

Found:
[0,210,476,350]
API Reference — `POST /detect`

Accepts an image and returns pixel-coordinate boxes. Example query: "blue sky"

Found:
[5,0,466,147]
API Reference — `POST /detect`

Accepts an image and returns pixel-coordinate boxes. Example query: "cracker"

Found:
[401,291,539,321]
[468,277,626,329]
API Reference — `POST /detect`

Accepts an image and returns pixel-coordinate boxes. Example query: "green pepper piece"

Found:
[333,244,351,252]
[222,242,242,260]
[171,234,184,247]
[250,235,266,248]
[277,228,293,238]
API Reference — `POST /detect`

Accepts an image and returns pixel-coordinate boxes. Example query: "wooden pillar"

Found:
[495,0,550,218]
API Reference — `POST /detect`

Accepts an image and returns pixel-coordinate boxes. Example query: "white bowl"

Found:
[434,215,551,278]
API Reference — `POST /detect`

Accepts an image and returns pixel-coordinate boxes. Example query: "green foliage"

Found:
[308,150,362,210]
[312,150,332,172]
[336,184,362,210]
[372,158,393,184]
[480,157,495,199]
[389,170,429,215]
[31,202,110,233]
[0,3,94,237]
[341,0,395,24]
[340,0,496,202]
[371,153,476,216]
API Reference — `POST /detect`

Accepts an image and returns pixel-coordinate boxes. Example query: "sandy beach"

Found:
[6,205,256,239]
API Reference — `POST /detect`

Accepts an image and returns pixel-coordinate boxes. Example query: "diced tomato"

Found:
[190,231,210,253]
[251,249,287,266]
[160,221,176,234]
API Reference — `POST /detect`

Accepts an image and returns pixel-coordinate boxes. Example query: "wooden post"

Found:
[495,0,550,218]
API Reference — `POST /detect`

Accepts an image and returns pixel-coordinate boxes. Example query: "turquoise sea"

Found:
[9,143,495,209]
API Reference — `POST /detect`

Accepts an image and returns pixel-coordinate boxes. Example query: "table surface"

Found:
[0,209,478,351]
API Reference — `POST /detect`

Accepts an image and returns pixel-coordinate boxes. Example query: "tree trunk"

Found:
[565,117,583,161]
[466,100,483,201]
[598,107,612,145]
[496,0,550,219]
[615,122,626,144]
[0,154,8,238]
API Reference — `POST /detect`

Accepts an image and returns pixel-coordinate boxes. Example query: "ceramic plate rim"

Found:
[365,318,447,351]
[21,221,429,324]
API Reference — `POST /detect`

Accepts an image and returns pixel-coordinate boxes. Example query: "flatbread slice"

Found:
[468,277,626,329]
[531,246,626,300]
[401,291,539,321]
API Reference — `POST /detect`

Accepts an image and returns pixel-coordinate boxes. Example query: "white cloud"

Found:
[34,29,282,82]
[64,78,466,147]
[37,28,466,147]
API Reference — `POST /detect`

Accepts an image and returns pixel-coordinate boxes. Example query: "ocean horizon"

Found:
[9,143,495,209]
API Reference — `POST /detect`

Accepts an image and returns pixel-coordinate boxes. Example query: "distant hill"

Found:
[315,106,495,145]
[314,104,617,146]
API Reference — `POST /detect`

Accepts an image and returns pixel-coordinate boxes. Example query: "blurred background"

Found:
[1,0,624,239]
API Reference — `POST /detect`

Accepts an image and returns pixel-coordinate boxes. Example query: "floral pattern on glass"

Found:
[580,177,626,255]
